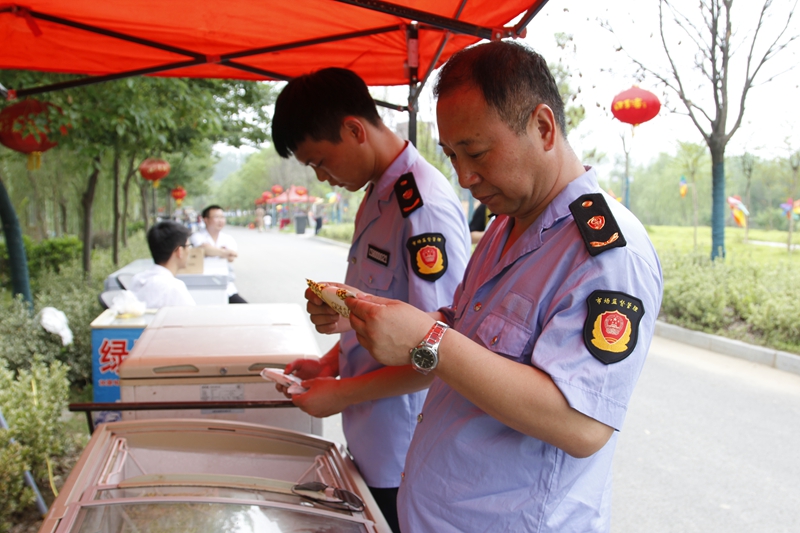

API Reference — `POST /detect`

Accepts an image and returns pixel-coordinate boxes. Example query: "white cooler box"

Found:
[119,311,322,435]
[147,302,308,329]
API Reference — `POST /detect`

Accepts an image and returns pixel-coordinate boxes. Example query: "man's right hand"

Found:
[305,286,352,334]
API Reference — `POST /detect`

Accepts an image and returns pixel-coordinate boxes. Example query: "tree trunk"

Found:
[692,183,699,251]
[0,175,32,305]
[710,146,726,261]
[112,151,120,266]
[139,179,149,233]
[121,154,136,247]
[27,170,48,240]
[59,197,68,236]
[81,157,102,276]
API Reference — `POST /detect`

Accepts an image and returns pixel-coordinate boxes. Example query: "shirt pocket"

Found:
[475,313,532,363]
[358,261,394,297]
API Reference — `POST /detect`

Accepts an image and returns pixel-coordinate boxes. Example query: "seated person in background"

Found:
[129,221,196,308]
[469,202,496,244]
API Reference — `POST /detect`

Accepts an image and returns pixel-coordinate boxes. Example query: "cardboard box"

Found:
[176,246,204,275]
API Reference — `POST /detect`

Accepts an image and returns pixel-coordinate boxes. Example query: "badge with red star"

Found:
[569,193,627,256]
[394,172,424,218]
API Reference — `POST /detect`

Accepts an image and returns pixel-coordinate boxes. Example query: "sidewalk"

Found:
[656,321,800,376]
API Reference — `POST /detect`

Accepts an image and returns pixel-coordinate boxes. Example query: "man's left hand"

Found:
[291,377,350,418]
[346,295,434,367]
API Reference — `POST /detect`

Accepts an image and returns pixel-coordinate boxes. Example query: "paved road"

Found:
[227,226,800,532]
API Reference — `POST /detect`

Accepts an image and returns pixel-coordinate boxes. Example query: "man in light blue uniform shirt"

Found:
[271,67,469,533]
[347,42,663,532]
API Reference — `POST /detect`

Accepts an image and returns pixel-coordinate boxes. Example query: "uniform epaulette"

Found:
[394,172,424,218]
[568,193,627,256]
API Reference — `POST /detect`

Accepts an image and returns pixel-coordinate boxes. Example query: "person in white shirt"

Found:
[129,221,195,308]
[190,205,247,303]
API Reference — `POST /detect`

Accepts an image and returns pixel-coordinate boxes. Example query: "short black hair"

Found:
[434,41,566,137]
[147,221,190,265]
[201,205,223,219]
[272,68,383,158]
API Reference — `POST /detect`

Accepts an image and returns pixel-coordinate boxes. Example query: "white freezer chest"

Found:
[119,305,321,435]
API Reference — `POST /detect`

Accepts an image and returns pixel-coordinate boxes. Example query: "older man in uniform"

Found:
[271,67,470,533]
[347,42,663,532]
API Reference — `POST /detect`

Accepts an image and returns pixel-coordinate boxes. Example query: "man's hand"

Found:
[291,377,352,418]
[305,286,352,334]
[346,294,434,366]
[275,357,336,397]
[224,248,238,262]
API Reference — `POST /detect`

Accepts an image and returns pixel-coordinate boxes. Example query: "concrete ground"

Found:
[228,225,800,532]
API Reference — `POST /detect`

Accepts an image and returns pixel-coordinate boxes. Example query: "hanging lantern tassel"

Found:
[152,179,160,189]
[27,151,42,170]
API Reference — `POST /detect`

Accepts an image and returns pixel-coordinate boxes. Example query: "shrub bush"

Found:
[317,223,354,244]
[659,250,800,352]
[0,235,82,291]
[0,358,78,529]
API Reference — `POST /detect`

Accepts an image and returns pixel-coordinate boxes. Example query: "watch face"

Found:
[413,347,436,370]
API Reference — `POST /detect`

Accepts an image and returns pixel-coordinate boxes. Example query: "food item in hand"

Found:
[306,279,357,318]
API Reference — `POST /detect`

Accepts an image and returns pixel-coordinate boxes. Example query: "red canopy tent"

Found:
[0,0,551,141]
[269,185,320,204]
[0,0,552,307]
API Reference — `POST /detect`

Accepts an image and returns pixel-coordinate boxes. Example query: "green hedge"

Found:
[0,235,83,290]
[660,250,800,353]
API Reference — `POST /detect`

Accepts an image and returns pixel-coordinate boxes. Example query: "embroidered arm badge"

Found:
[568,193,627,256]
[583,290,644,364]
[406,233,448,281]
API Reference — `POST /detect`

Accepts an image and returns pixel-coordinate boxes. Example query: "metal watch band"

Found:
[423,321,448,348]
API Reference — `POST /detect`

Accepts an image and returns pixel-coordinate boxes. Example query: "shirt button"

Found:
[350,257,357,264]
[401,472,405,480]
[473,302,482,312]
[417,413,423,423]
[491,336,498,346]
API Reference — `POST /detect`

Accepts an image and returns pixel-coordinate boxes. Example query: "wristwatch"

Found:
[410,321,449,375]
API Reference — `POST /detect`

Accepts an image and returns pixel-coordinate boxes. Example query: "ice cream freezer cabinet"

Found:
[117,317,322,436]
[37,419,390,533]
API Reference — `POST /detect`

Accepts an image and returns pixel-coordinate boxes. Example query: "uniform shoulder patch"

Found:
[583,290,645,364]
[406,233,448,282]
[568,193,627,256]
[394,172,424,218]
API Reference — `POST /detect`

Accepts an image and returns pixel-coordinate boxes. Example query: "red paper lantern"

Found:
[295,186,308,196]
[262,191,273,201]
[171,186,187,207]
[0,99,65,170]
[271,184,284,195]
[139,158,170,188]
[611,86,661,126]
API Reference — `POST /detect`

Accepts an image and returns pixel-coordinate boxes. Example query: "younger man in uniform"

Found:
[271,67,470,532]
[347,42,663,532]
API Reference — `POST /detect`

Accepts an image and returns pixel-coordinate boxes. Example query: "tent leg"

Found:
[0,176,33,306]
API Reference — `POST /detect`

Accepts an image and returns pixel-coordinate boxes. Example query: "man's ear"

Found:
[342,117,367,144]
[527,104,557,151]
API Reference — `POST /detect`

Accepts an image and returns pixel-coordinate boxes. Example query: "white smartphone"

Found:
[260,368,308,394]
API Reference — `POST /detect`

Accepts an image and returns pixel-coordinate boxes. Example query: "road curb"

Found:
[312,235,351,249]
[655,321,800,376]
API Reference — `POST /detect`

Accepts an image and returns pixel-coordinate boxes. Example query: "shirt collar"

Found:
[373,141,418,201]
[537,166,600,234]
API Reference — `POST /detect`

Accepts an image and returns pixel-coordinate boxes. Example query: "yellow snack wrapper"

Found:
[306,279,357,318]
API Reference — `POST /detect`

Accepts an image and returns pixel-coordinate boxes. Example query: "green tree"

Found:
[618,0,798,260]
